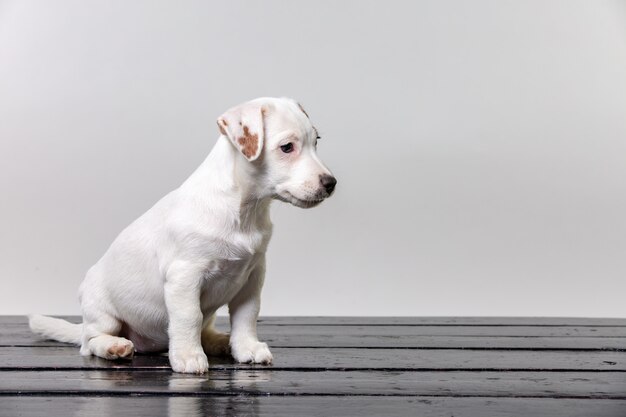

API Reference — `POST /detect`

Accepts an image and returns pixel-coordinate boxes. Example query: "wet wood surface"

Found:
[1,316,625,416]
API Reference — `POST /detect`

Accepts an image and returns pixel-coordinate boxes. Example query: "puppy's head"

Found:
[217,97,336,208]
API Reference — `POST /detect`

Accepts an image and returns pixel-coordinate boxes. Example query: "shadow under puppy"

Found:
[29,97,336,373]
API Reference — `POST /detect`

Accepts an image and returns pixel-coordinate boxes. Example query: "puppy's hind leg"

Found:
[80,314,135,360]
[201,314,230,357]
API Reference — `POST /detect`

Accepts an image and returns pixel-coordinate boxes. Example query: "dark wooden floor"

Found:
[2,316,626,416]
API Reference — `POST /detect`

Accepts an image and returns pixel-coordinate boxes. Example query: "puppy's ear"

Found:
[217,102,266,161]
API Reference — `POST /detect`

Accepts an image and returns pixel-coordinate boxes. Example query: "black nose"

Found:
[320,175,337,194]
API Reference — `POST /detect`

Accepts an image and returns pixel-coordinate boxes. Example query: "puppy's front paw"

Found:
[169,348,209,373]
[231,339,273,364]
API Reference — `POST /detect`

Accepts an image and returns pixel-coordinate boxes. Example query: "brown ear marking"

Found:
[217,118,228,135]
[218,123,227,135]
[238,125,258,158]
[297,102,309,118]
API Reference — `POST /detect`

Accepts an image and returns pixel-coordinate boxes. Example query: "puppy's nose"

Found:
[320,175,337,194]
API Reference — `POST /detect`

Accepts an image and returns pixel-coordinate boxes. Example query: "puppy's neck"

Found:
[182,136,271,227]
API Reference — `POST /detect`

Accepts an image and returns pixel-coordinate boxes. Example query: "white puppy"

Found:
[29,97,336,373]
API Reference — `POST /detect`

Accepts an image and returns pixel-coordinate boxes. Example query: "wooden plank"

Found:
[256,316,626,327]
[2,396,626,417]
[6,318,626,349]
[5,316,626,326]
[9,321,626,337]
[258,325,626,337]
[6,330,626,350]
[1,346,626,371]
[253,336,626,350]
[0,370,624,398]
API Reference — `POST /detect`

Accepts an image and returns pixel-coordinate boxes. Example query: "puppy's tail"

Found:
[28,314,82,345]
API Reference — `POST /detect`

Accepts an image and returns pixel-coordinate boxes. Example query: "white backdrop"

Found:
[1,0,625,316]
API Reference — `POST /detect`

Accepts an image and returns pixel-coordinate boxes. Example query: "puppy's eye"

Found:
[280,143,294,153]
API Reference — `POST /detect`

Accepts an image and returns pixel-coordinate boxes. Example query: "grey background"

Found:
[1,1,625,316]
